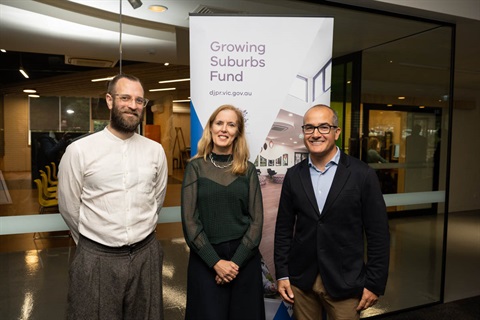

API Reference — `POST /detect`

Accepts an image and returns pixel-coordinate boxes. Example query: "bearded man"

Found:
[58,74,168,320]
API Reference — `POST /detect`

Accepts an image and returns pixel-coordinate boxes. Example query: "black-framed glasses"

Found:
[110,93,149,107]
[302,124,338,135]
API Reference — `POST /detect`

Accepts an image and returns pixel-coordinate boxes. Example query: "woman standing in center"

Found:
[181,104,265,320]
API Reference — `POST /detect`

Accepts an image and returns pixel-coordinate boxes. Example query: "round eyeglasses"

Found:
[110,93,149,107]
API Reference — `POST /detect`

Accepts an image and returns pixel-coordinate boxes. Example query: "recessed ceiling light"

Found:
[149,5,168,13]
[149,87,176,92]
[158,78,190,84]
[91,76,114,82]
[28,94,40,98]
[164,62,170,66]
[23,89,36,93]
[1,49,6,53]
[19,68,29,79]
[397,96,406,100]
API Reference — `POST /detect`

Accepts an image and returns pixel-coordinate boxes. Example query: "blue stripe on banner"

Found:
[190,101,203,156]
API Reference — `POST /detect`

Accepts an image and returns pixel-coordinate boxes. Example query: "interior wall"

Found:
[3,95,30,172]
[450,103,480,212]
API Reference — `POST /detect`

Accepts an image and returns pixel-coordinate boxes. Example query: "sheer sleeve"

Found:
[231,163,264,267]
[181,160,221,268]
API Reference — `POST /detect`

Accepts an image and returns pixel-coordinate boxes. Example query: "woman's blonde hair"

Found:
[193,104,249,175]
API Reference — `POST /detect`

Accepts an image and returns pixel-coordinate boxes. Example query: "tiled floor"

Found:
[1,170,479,319]
[0,236,189,320]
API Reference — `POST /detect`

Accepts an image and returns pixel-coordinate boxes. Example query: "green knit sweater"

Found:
[181,153,263,268]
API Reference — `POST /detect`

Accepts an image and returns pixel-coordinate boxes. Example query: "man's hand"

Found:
[213,260,239,284]
[356,288,378,311]
[277,279,295,304]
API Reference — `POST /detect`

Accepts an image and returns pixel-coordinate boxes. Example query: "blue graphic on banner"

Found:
[190,102,203,156]
[273,301,294,320]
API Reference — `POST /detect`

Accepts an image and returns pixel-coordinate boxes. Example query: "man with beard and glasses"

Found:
[58,74,168,320]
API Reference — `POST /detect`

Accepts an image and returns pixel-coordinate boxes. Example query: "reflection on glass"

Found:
[30,97,59,131]
[362,23,452,314]
[61,97,90,132]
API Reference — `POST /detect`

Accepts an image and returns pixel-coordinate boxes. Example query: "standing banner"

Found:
[189,15,333,319]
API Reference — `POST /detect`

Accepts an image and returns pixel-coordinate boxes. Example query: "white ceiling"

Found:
[0,0,478,147]
[1,0,478,94]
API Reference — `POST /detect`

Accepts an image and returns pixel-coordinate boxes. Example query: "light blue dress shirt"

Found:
[277,148,341,282]
[308,147,340,214]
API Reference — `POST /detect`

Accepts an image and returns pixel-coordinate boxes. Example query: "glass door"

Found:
[363,104,442,215]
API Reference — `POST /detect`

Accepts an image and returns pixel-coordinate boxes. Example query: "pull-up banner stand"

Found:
[189,15,334,319]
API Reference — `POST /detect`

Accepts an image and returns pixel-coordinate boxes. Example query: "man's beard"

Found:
[110,101,143,133]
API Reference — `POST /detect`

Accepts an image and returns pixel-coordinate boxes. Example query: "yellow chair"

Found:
[39,170,57,199]
[51,161,58,181]
[33,178,59,239]
[44,165,58,186]
[33,179,58,214]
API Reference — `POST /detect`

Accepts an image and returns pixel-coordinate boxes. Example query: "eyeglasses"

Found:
[110,94,149,107]
[302,124,338,135]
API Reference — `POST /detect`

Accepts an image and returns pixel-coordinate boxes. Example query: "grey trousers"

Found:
[67,233,164,320]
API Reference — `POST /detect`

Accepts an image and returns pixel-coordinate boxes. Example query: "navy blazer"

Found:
[274,151,390,299]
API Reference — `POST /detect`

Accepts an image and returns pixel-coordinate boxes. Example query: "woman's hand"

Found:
[213,260,239,284]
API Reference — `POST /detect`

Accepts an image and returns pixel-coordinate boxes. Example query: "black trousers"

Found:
[185,239,266,320]
[67,233,164,320]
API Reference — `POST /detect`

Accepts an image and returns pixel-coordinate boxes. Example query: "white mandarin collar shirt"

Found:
[58,127,168,246]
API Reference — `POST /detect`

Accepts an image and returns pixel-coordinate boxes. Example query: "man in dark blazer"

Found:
[274,105,390,319]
